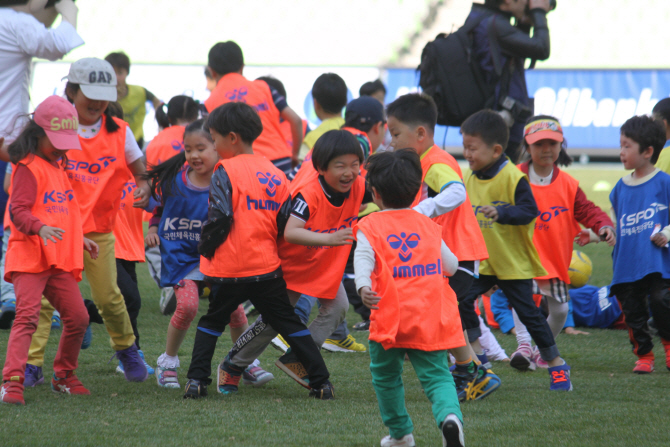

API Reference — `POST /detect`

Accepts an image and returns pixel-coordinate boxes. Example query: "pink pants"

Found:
[2,268,88,381]
[171,280,248,331]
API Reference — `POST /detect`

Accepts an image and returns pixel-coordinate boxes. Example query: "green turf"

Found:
[2,166,670,447]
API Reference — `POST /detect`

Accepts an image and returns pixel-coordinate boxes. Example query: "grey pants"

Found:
[228,283,349,368]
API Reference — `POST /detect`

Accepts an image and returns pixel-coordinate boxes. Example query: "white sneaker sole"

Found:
[243,372,275,387]
[322,343,364,353]
[442,414,465,447]
[270,337,288,353]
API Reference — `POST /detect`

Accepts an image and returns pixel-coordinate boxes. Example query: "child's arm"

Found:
[276,195,292,238]
[353,229,380,309]
[574,186,615,246]
[281,107,304,167]
[413,164,466,218]
[482,178,538,225]
[127,158,150,209]
[145,205,163,248]
[283,193,354,246]
[9,164,46,237]
[197,166,233,258]
[440,240,459,277]
[83,237,99,259]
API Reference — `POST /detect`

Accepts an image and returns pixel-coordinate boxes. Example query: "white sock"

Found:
[157,353,179,369]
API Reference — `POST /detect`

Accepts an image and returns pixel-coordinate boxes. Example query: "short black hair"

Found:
[365,149,422,209]
[104,52,130,73]
[312,73,347,115]
[257,76,286,99]
[311,130,363,172]
[652,98,670,123]
[461,109,509,151]
[620,115,666,164]
[386,93,437,133]
[208,41,244,77]
[359,79,386,97]
[207,102,262,145]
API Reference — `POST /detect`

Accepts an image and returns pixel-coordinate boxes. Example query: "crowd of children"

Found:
[2,37,670,447]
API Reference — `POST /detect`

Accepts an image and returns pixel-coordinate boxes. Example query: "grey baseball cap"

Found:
[62,58,117,101]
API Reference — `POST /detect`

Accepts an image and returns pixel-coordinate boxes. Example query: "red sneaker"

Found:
[662,339,670,372]
[1,379,25,405]
[51,371,90,395]
[633,353,654,374]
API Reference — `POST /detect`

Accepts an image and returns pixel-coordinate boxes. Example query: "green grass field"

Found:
[2,167,670,447]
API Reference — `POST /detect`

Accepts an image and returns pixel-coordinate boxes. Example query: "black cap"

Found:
[345,96,385,127]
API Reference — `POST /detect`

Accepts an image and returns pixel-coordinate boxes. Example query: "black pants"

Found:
[116,259,142,350]
[612,273,670,357]
[450,261,476,331]
[462,274,559,361]
[187,276,330,388]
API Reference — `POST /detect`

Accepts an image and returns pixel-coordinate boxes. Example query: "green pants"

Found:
[369,341,463,440]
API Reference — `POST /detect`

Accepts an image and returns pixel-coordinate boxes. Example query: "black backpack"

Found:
[418,14,496,127]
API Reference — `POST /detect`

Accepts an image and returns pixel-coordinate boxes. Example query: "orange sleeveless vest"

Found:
[205,73,289,162]
[354,210,465,350]
[279,175,365,299]
[145,125,185,168]
[3,163,14,230]
[67,116,128,234]
[411,146,488,262]
[5,156,84,282]
[200,154,289,278]
[113,178,146,262]
[526,168,581,282]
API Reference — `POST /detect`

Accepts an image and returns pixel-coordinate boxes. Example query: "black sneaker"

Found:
[352,320,370,331]
[309,381,335,400]
[441,414,464,447]
[183,379,207,399]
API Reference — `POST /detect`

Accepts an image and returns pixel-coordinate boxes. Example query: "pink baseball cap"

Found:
[33,96,82,151]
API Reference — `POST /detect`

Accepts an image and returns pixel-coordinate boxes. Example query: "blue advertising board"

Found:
[385,68,670,150]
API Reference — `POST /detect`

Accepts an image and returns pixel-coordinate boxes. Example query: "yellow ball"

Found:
[568,250,593,288]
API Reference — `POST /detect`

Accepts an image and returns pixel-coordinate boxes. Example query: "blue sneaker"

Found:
[111,344,148,382]
[24,364,44,387]
[81,325,92,350]
[51,314,61,330]
[138,350,154,375]
[464,365,501,401]
[548,362,573,391]
[0,299,16,329]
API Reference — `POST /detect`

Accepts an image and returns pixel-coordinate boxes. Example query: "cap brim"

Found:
[45,130,82,151]
[80,84,117,102]
[525,130,564,145]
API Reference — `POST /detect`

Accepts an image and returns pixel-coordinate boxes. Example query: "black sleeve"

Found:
[269,87,288,113]
[494,10,550,61]
[276,194,292,237]
[197,166,234,258]
[495,177,538,225]
[290,192,310,222]
[144,88,157,102]
[362,188,373,205]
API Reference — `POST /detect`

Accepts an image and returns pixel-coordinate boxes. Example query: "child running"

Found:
[354,149,464,447]
[145,95,199,168]
[1,96,98,405]
[183,102,332,399]
[510,115,615,370]
[461,109,572,391]
[146,119,273,389]
[610,115,670,374]
[216,129,366,393]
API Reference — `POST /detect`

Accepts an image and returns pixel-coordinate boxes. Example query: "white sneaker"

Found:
[441,414,465,447]
[156,366,180,389]
[159,287,176,315]
[381,433,415,447]
[509,343,536,371]
[270,335,289,353]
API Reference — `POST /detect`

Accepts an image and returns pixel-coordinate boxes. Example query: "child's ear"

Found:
[642,145,655,160]
[493,144,504,158]
[416,125,427,142]
[207,66,220,79]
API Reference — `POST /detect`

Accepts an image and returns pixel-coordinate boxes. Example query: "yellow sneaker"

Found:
[322,334,366,353]
[270,335,289,353]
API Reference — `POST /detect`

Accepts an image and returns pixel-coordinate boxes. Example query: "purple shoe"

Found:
[112,344,148,382]
[24,364,44,387]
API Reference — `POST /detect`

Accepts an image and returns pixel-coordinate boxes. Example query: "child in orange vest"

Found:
[355,149,464,447]
[146,95,199,168]
[218,129,367,390]
[1,96,98,405]
[386,93,499,401]
[183,102,332,399]
[204,41,304,174]
[510,115,615,370]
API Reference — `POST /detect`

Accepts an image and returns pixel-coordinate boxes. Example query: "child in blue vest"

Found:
[610,115,670,374]
[145,120,272,389]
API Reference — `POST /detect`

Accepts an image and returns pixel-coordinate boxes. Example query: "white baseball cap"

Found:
[62,58,117,102]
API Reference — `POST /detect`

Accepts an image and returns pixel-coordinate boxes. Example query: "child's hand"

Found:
[38,226,64,246]
[145,227,160,247]
[133,184,151,209]
[564,327,590,336]
[327,228,355,246]
[575,229,591,246]
[84,238,99,259]
[360,286,380,310]
[599,227,616,246]
[480,206,499,222]
[651,232,668,247]
[359,203,368,213]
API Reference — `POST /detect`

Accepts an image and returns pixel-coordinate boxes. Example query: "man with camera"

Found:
[468,0,553,162]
